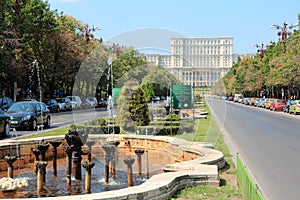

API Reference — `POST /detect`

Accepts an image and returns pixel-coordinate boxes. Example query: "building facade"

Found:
[146,37,234,87]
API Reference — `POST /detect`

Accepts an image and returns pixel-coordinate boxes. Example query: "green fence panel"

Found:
[237,154,264,200]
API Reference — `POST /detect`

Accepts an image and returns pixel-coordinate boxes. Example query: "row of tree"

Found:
[0,0,179,102]
[218,18,300,100]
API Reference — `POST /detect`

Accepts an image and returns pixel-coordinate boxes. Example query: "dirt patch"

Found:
[220,172,238,187]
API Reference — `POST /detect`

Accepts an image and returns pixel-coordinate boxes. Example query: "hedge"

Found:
[75,125,120,134]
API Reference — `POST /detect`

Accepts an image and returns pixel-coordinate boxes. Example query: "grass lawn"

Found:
[18,126,70,140]
[170,103,243,200]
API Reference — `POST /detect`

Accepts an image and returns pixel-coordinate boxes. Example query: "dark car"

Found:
[0,107,11,138]
[97,98,107,108]
[45,99,60,113]
[0,97,14,111]
[6,101,50,130]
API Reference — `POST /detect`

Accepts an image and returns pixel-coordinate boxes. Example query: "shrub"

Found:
[75,125,120,134]
[165,114,180,121]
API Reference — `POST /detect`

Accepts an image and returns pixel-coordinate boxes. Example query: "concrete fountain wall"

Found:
[0,134,225,200]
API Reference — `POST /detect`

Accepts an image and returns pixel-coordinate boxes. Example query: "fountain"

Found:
[31,148,40,175]
[64,130,88,181]
[62,143,73,187]
[101,142,115,183]
[123,158,135,187]
[49,141,62,177]
[36,161,47,195]
[134,149,144,177]
[37,139,49,162]
[4,156,17,178]
[0,132,225,199]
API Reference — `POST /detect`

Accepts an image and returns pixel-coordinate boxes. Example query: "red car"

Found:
[270,99,286,111]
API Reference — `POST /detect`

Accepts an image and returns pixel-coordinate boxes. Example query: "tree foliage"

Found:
[222,29,300,99]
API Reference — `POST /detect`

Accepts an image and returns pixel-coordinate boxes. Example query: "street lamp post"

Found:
[84,24,101,43]
[270,22,298,53]
[107,57,114,135]
[270,21,298,99]
[32,59,42,102]
[253,43,267,98]
[253,43,267,59]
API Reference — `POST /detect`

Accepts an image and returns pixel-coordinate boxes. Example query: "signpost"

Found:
[172,85,193,109]
[112,88,121,104]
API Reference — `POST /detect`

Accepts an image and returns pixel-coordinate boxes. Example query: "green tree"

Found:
[128,86,150,126]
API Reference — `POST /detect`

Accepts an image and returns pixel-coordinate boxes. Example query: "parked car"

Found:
[265,99,274,109]
[270,99,286,111]
[234,94,243,102]
[67,96,82,110]
[56,97,72,111]
[228,96,234,101]
[283,99,295,113]
[250,98,256,106]
[45,99,60,113]
[0,97,14,111]
[261,98,269,108]
[0,107,11,138]
[243,98,251,105]
[289,100,300,115]
[255,98,264,107]
[83,97,98,108]
[97,98,107,108]
[151,96,160,101]
[6,101,51,130]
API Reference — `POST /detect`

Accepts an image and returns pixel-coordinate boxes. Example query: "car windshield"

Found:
[70,97,76,101]
[7,103,35,113]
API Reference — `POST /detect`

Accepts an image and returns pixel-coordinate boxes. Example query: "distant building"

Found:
[146,37,234,87]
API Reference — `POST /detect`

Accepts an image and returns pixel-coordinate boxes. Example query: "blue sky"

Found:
[47,0,300,54]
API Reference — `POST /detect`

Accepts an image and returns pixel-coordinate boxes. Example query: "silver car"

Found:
[67,96,82,110]
[56,97,72,111]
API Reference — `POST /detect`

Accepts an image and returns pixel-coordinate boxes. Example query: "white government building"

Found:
[146,37,234,87]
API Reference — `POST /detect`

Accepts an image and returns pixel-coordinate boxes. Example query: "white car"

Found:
[67,96,82,109]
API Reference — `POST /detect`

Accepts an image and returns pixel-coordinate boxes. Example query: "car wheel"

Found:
[5,123,10,137]
[32,119,37,131]
[44,117,50,128]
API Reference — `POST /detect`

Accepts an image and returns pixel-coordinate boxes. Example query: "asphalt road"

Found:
[206,97,300,200]
[7,108,108,139]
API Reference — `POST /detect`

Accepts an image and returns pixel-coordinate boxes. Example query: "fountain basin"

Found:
[0,134,225,199]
